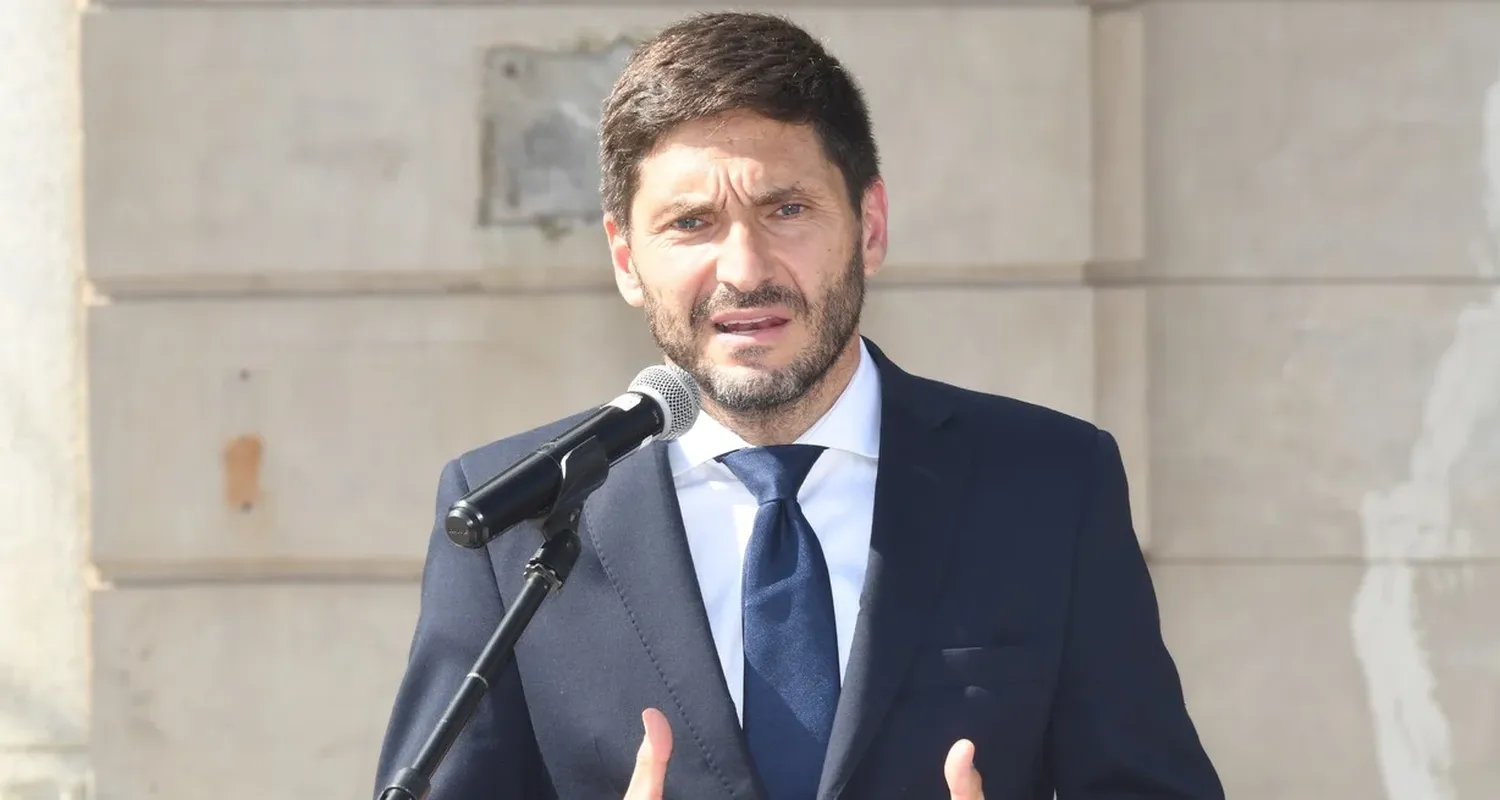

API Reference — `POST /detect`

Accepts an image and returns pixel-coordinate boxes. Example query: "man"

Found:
[375,11,1223,800]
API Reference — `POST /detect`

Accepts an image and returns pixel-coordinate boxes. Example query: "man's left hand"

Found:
[944,739,985,800]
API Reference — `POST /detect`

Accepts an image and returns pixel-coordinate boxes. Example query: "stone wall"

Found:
[0,0,91,796]
[0,0,1495,797]
[1143,5,1500,796]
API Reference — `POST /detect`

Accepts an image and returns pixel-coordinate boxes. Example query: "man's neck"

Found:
[705,336,864,447]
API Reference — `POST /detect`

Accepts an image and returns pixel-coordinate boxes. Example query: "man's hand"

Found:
[945,738,985,800]
[623,708,672,799]
[623,708,983,800]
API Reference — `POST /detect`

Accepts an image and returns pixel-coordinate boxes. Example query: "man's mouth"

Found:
[713,316,789,334]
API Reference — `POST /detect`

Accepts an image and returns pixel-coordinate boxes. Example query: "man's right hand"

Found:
[623,708,673,799]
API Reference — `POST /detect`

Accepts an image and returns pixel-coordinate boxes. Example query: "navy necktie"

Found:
[718,445,840,800]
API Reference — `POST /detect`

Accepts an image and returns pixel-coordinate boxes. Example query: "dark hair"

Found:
[599,12,880,233]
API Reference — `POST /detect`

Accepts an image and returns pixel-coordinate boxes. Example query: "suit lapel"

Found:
[817,342,976,799]
[583,442,764,799]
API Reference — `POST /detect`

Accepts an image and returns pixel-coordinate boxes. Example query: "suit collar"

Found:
[817,339,973,798]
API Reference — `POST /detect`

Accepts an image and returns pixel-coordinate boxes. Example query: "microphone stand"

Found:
[376,437,611,800]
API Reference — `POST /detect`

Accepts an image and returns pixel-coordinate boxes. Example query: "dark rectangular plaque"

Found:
[480,38,636,234]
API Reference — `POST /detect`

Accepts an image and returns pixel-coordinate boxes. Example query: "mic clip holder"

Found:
[377,436,610,800]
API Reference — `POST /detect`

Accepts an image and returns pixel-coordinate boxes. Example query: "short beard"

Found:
[643,251,866,417]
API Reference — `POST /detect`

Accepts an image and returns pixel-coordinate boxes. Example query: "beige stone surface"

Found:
[1149,284,1500,560]
[90,286,1107,574]
[1420,566,1500,796]
[863,285,1096,422]
[1091,4,1143,263]
[0,0,90,775]
[88,293,660,576]
[0,753,91,800]
[92,584,419,800]
[1145,1,1500,278]
[81,6,1090,289]
[1154,563,1500,800]
[811,8,1091,270]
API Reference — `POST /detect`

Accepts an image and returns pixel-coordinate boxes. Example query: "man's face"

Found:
[605,112,888,414]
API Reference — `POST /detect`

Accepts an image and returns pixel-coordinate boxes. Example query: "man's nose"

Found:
[714,222,774,292]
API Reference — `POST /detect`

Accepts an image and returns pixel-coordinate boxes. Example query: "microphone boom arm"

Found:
[376,436,609,800]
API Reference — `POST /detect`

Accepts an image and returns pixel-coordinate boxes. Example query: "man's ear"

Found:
[604,214,644,307]
[858,177,890,278]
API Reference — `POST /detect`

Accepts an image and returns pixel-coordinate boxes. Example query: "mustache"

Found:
[689,284,809,326]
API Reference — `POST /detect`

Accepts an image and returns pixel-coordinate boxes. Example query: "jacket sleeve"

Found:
[1048,430,1225,799]
[374,458,555,799]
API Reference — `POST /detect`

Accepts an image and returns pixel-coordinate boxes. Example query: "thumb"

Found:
[623,708,673,799]
[944,739,984,800]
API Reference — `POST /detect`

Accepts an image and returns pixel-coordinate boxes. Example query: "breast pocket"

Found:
[883,645,1055,792]
[904,644,1053,690]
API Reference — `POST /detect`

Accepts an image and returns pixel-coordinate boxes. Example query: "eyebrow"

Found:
[652,184,809,226]
[750,185,807,208]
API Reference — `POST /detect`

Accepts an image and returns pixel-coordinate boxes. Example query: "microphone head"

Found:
[628,363,701,441]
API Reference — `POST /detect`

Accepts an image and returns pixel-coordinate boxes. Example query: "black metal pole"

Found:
[376,438,607,800]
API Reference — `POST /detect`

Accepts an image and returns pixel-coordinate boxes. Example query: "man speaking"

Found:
[374,11,1224,799]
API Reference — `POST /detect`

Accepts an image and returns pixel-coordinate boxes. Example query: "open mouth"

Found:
[713,316,789,334]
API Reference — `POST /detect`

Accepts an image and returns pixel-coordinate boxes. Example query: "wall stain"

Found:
[223,434,264,513]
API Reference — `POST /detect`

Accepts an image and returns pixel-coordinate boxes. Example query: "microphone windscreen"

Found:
[628,364,701,441]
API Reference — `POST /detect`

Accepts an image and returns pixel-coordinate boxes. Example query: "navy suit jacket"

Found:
[375,340,1224,799]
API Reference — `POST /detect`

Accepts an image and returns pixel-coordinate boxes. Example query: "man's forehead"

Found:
[636,141,834,199]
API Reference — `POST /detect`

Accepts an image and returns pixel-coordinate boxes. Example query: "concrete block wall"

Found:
[0,0,1492,797]
[0,0,91,797]
[1140,4,1500,797]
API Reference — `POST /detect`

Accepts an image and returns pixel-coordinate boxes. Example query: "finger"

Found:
[623,708,673,799]
[944,739,984,800]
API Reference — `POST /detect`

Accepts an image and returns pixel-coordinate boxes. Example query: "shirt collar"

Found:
[668,338,882,477]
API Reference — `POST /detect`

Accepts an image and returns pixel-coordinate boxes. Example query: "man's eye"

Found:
[671,218,703,231]
[776,203,806,217]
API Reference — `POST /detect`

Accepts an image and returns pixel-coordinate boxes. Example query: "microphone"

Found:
[444,363,701,549]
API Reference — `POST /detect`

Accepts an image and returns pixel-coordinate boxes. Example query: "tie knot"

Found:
[718,444,826,504]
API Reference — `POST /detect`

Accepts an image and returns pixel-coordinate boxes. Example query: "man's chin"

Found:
[698,358,796,386]
[698,360,820,411]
